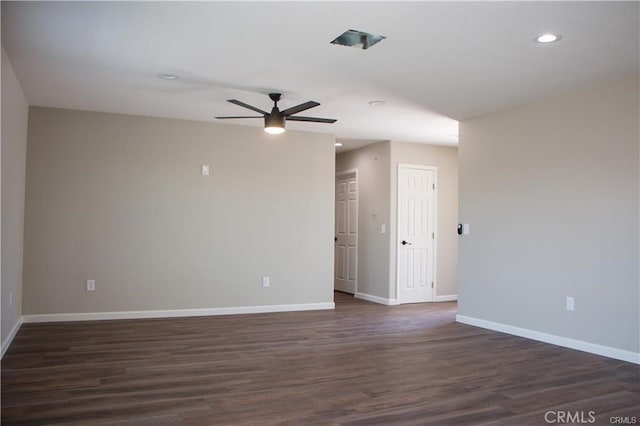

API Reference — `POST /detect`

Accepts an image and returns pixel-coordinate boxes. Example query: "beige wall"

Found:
[24,107,335,314]
[1,46,29,347]
[336,142,391,299]
[389,142,459,298]
[458,76,639,354]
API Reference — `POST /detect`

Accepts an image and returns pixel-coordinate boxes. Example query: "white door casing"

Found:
[334,171,358,294]
[397,165,436,304]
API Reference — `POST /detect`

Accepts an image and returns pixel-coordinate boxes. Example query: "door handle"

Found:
[401,240,412,246]
[334,237,338,242]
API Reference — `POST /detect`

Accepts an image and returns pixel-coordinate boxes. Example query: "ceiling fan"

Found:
[215,93,337,134]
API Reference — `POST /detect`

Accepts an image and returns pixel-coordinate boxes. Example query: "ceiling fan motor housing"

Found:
[265,112,285,129]
[269,93,283,103]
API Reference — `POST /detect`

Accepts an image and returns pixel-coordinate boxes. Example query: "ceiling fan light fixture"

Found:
[264,126,285,135]
[264,113,286,134]
[217,93,335,132]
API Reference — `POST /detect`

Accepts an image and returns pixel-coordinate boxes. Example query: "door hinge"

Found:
[433,183,435,190]
[431,282,434,288]
[432,232,435,239]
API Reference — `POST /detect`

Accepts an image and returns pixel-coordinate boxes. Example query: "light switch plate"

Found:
[201,165,210,176]
[381,224,386,234]
[566,296,575,311]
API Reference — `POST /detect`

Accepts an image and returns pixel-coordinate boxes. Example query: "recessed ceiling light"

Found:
[158,73,179,80]
[335,142,343,147]
[535,33,561,44]
[369,100,386,107]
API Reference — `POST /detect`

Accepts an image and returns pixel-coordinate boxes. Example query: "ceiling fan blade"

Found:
[281,101,320,117]
[286,116,337,123]
[214,116,263,119]
[227,99,268,115]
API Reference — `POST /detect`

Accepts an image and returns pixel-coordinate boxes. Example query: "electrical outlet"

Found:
[566,296,575,311]
[201,164,210,176]
[87,279,96,291]
[262,276,270,288]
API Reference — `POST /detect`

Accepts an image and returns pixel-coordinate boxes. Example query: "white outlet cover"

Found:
[262,276,270,287]
[87,279,96,291]
[201,165,210,176]
[381,224,386,234]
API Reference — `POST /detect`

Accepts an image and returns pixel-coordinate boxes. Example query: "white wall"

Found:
[1,46,29,350]
[23,107,335,315]
[458,76,639,358]
[336,142,391,300]
[389,142,459,299]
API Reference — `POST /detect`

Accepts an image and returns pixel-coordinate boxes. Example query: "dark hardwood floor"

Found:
[2,292,638,425]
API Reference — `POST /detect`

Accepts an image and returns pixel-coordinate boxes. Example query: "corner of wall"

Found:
[1,316,23,358]
[1,45,29,352]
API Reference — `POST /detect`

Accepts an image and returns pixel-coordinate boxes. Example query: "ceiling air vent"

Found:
[330,29,386,50]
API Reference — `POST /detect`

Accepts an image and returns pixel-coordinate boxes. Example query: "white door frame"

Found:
[395,163,438,304]
[335,168,358,295]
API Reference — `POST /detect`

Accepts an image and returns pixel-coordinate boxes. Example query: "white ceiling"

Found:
[2,2,638,153]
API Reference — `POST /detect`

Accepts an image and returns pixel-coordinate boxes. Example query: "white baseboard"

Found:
[23,302,335,324]
[355,292,399,306]
[434,294,458,302]
[1,317,23,359]
[456,314,639,365]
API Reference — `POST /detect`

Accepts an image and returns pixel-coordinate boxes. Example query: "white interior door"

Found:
[397,165,436,304]
[334,172,358,294]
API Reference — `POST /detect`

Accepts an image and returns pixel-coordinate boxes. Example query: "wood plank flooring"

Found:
[2,292,638,425]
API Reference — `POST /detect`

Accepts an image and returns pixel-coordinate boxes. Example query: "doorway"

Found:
[396,164,437,304]
[334,170,358,294]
